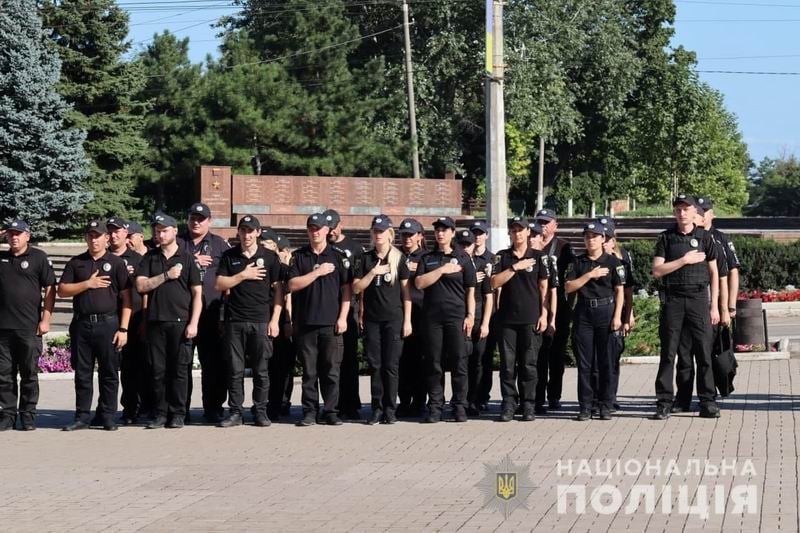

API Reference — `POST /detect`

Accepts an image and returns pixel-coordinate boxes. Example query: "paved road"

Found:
[3,361,799,532]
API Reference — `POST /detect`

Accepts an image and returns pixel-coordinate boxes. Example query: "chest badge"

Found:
[449,258,459,265]
[102,263,111,272]
[525,265,533,272]
[343,259,350,269]
[175,263,183,271]
[256,258,264,267]
[383,272,392,283]
[485,264,492,276]
[345,249,352,258]
[313,263,320,270]
[20,260,29,270]
[690,238,699,248]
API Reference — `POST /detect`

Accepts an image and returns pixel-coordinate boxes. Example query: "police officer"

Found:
[352,215,412,425]
[107,217,147,425]
[59,220,132,431]
[181,202,230,423]
[323,208,364,420]
[136,214,203,429]
[652,195,721,420]
[126,221,149,256]
[457,228,494,417]
[598,217,636,411]
[672,198,732,412]
[415,216,476,423]
[396,218,427,418]
[469,221,497,413]
[534,209,575,411]
[216,216,283,427]
[529,221,559,416]
[288,213,352,427]
[267,233,296,419]
[565,222,625,421]
[490,217,549,422]
[0,220,56,431]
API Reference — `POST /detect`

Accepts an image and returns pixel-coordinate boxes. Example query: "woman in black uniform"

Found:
[353,215,412,425]
[415,217,476,423]
[565,222,625,421]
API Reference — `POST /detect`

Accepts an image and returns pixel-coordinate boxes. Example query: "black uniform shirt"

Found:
[137,247,202,322]
[416,248,477,323]
[620,247,636,290]
[470,253,494,323]
[288,244,350,327]
[357,249,411,323]
[116,248,143,314]
[654,224,718,292]
[566,252,625,301]
[492,247,549,325]
[710,226,741,273]
[60,251,130,316]
[543,237,575,299]
[179,231,230,308]
[403,247,426,309]
[0,247,56,331]
[330,235,364,280]
[218,246,282,323]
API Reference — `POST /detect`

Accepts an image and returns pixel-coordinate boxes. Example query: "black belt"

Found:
[75,311,117,323]
[578,296,615,308]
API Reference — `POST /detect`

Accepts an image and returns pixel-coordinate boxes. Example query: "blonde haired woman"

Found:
[352,215,412,424]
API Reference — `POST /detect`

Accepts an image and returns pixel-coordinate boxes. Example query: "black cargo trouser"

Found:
[398,306,426,411]
[0,329,41,421]
[70,315,120,423]
[655,292,717,407]
[120,315,149,419]
[478,314,500,405]
[148,321,192,420]
[499,323,542,409]
[536,300,571,407]
[187,310,227,417]
[467,317,488,407]
[226,321,272,416]
[675,323,721,407]
[572,302,614,411]
[363,319,403,413]
[268,327,296,415]
[425,320,468,411]
[337,305,361,414]
[296,325,343,415]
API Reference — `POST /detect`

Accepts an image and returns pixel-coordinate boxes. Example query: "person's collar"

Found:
[10,245,29,257]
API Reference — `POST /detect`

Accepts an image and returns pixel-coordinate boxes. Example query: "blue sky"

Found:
[125,0,799,166]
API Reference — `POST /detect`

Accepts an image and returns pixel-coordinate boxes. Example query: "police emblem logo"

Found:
[10,222,18,227]
[462,230,469,237]
[175,263,183,271]
[485,263,492,276]
[155,215,164,222]
[376,218,382,223]
[343,259,351,269]
[690,238,699,248]
[439,217,446,221]
[404,222,411,228]
[244,216,251,222]
[616,265,626,280]
[542,256,549,267]
[493,254,501,265]
[450,258,459,265]
[600,218,608,224]
[313,263,320,270]
[123,259,128,267]
[196,206,203,212]
[383,273,392,282]
[496,473,517,501]
[256,258,264,267]
[325,215,333,221]
[525,266,533,272]
[345,249,352,258]
[20,260,29,269]
[102,263,111,272]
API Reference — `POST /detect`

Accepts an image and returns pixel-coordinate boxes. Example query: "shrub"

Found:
[625,296,661,356]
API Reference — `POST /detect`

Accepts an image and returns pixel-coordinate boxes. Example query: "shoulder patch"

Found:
[616,265,626,280]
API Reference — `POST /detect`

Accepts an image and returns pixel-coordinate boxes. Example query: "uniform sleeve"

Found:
[538,255,549,280]
[188,258,202,287]
[622,249,637,288]
[716,246,730,277]
[704,234,718,262]
[416,255,429,276]
[40,254,56,287]
[565,258,579,281]
[611,258,625,287]
[268,255,282,286]
[340,256,353,284]
[480,271,492,295]
[59,259,76,284]
[654,234,667,259]
[720,234,741,270]
[398,257,410,281]
[137,254,152,279]
[217,253,232,277]
[287,252,302,280]
[115,261,131,290]
[462,257,477,288]
[491,253,504,276]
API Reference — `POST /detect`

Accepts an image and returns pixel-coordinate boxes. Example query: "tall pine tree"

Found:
[40,0,149,223]
[0,0,90,238]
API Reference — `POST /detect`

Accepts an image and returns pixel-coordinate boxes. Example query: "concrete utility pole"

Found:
[486,0,508,252]
[536,136,545,213]
[402,0,421,179]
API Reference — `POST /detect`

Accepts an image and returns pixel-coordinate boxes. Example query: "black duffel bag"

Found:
[712,326,738,397]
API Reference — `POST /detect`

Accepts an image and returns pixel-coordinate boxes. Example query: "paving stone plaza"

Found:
[3,359,798,532]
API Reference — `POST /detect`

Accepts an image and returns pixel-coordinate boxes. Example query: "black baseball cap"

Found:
[456,229,475,245]
[276,234,290,251]
[469,221,488,234]
[583,222,606,236]
[106,217,127,230]
[596,217,616,238]
[528,222,544,235]
[152,213,178,228]
[371,215,392,231]
[534,208,557,222]
[189,202,211,219]
[673,194,698,208]
[508,216,529,229]
[307,213,326,228]
[4,219,30,233]
[432,216,456,230]
[238,215,261,230]
[696,196,714,211]
[85,220,106,234]
[261,228,278,242]
[322,209,341,228]
[126,221,144,235]
[398,218,423,234]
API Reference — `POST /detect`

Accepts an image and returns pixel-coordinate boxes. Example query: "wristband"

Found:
[163,271,168,281]
[728,307,736,312]
[118,328,128,333]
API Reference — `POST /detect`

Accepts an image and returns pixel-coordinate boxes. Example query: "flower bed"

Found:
[739,287,800,303]
[38,337,73,373]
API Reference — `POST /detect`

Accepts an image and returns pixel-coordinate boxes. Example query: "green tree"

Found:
[136,32,204,214]
[0,0,90,238]
[40,0,150,223]
[746,157,800,216]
